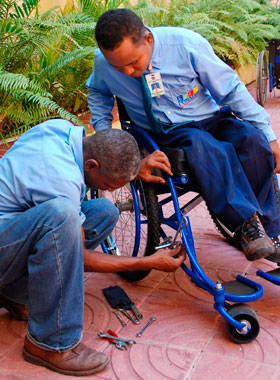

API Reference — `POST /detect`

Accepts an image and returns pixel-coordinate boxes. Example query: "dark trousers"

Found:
[155,107,280,237]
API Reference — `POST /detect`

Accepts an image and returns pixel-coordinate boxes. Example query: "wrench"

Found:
[118,309,140,324]
[113,310,127,327]
[98,332,136,345]
[155,216,188,250]
[136,317,156,337]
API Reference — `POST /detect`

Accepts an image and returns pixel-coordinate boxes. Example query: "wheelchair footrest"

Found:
[257,268,280,285]
[222,279,258,296]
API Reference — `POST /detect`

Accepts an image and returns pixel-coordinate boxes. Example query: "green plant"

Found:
[0,0,96,137]
[132,0,280,68]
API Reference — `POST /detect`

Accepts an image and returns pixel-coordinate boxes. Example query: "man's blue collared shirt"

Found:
[86,26,275,141]
[0,119,86,222]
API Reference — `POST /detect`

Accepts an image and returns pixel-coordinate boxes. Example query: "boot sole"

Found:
[22,347,109,376]
[241,245,275,261]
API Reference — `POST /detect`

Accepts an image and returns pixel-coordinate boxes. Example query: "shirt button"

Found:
[167,111,172,115]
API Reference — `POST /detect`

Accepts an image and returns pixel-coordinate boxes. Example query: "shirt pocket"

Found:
[152,80,200,123]
[168,81,200,110]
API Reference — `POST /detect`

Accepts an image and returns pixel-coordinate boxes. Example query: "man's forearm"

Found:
[84,249,153,273]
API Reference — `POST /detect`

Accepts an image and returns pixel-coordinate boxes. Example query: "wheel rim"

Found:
[99,182,149,257]
[256,50,268,106]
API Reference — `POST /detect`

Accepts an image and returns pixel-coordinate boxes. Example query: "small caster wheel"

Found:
[226,303,260,343]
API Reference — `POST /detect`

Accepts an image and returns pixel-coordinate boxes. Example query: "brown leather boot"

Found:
[0,293,28,321]
[266,236,280,264]
[22,336,109,376]
[235,213,274,261]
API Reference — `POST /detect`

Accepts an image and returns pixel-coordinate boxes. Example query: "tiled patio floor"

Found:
[1,83,280,380]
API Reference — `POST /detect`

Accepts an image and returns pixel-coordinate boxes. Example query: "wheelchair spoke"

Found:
[98,185,149,257]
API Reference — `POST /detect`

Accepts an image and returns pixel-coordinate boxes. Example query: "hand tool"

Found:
[98,332,136,346]
[136,317,157,337]
[118,309,140,324]
[155,216,188,250]
[131,305,143,320]
[98,330,128,350]
[113,310,127,327]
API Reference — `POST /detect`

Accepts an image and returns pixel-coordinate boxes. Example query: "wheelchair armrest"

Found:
[159,146,188,177]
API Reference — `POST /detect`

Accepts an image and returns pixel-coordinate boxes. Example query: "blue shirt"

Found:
[86,26,275,141]
[0,119,86,222]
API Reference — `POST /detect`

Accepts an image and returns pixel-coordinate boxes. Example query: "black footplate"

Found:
[265,268,280,279]
[222,279,257,295]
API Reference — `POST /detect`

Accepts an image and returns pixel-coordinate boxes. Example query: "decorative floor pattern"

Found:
[1,83,280,379]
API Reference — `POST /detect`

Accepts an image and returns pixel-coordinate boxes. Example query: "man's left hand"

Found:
[270,140,280,174]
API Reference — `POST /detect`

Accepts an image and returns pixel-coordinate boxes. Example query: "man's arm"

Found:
[82,228,186,273]
[270,140,280,174]
[193,38,276,142]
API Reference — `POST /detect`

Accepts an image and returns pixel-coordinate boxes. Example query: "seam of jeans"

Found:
[52,229,63,349]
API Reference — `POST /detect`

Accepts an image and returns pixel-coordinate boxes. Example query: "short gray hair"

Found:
[83,129,140,182]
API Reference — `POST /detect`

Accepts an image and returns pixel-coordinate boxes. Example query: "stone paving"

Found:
[1,83,280,380]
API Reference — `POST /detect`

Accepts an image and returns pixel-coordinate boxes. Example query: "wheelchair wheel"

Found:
[256,50,268,107]
[226,303,259,343]
[98,181,161,281]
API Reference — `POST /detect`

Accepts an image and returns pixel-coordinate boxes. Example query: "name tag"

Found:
[145,72,165,97]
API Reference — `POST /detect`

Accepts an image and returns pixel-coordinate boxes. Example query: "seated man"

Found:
[86,8,280,263]
[0,119,185,376]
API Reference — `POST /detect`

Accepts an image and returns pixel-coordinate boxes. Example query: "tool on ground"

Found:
[99,330,127,350]
[98,331,136,350]
[113,310,127,327]
[118,309,140,324]
[102,285,143,320]
[155,216,188,250]
[136,317,157,337]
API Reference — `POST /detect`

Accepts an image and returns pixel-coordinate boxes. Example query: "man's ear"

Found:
[145,31,153,46]
[84,159,99,171]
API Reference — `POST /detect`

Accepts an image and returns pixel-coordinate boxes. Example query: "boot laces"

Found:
[271,237,280,248]
[242,218,265,241]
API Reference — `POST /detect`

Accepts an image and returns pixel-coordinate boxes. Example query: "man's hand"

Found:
[146,244,186,272]
[270,140,280,174]
[83,240,186,273]
[137,150,173,183]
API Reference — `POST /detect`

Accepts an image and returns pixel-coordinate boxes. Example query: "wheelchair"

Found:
[92,99,270,344]
[256,39,280,106]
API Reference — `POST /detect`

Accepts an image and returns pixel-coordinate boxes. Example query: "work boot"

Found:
[22,336,109,376]
[235,213,274,261]
[0,293,28,321]
[266,236,280,264]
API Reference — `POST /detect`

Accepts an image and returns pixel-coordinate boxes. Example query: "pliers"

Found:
[98,330,136,350]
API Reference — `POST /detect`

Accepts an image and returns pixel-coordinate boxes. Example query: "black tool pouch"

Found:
[102,286,133,310]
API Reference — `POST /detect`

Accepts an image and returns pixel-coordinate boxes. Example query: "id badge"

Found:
[145,72,165,97]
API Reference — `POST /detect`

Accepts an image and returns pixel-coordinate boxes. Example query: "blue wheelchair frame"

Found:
[100,120,264,343]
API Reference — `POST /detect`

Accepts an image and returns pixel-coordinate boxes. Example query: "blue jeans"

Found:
[156,107,280,237]
[0,197,118,352]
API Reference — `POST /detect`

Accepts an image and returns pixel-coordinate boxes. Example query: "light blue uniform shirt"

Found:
[0,119,86,222]
[87,26,275,141]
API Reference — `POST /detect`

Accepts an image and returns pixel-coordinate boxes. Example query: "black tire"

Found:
[226,303,260,343]
[256,50,268,107]
[98,181,161,281]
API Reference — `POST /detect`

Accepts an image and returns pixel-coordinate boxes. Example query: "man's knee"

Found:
[40,198,81,230]
[83,198,119,227]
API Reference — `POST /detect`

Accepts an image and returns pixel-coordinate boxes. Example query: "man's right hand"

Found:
[147,244,186,272]
[137,150,173,183]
